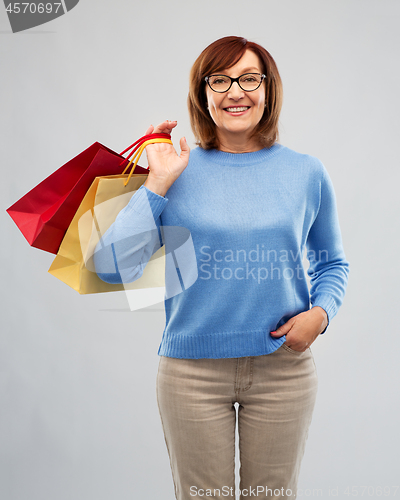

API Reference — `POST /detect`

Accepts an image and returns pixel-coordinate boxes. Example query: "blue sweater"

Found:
[93,144,350,359]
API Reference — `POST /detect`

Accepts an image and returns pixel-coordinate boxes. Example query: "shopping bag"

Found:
[6,134,170,254]
[48,137,173,294]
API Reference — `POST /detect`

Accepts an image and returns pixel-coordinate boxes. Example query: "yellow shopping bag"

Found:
[48,138,172,294]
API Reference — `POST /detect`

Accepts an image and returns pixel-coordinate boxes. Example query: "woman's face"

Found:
[205,49,266,147]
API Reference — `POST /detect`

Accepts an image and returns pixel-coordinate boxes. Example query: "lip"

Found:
[223,106,251,116]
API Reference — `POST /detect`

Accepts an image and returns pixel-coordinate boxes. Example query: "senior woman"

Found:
[94,36,350,500]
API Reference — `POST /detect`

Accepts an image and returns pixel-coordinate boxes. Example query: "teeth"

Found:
[225,107,249,112]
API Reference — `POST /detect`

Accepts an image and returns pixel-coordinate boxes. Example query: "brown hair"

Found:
[188,36,283,150]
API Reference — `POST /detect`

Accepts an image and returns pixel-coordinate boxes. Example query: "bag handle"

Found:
[119,133,172,159]
[122,137,173,186]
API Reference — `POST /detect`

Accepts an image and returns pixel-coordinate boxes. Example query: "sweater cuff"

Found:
[311,294,337,334]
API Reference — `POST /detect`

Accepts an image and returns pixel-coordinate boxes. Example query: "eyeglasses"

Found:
[204,73,266,93]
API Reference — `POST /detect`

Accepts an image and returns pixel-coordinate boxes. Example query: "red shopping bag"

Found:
[6,134,171,254]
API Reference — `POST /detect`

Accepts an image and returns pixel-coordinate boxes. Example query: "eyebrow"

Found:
[216,66,261,74]
[239,67,261,73]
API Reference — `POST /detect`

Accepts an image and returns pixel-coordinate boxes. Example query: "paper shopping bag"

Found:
[48,137,174,294]
[6,134,170,254]
[48,174,166,294]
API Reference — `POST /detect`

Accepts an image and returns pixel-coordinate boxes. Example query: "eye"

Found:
[241,75,258,82]
[210,76,229,85]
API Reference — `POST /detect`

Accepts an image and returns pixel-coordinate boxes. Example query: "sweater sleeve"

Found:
[305,163,350,332]
[93,184,168,284]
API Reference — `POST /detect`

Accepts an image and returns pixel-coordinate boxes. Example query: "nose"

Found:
[227,81,245,100]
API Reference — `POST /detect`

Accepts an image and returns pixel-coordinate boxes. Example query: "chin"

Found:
[224,125,255,135]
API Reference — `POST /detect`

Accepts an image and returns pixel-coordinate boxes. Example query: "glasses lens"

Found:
[208,75,231,92]
[239,74,263,91]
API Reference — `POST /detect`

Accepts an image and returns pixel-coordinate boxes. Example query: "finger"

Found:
[159,120,177,134]
[145,125,154,135]
[179,137,191,163]
[152,120,177,134]
[270,318,295,337]
[285,332,311,351]
[270,330,284,337]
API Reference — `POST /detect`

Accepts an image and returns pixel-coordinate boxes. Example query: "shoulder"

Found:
[278,145,335,194]
[188,145,204,160]
[185,146,206,170]
[278,144,326,175]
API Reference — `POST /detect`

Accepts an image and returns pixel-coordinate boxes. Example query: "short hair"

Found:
[188,36,283,150]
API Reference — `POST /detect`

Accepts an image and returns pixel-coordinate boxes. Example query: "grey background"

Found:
[1,1,399,499]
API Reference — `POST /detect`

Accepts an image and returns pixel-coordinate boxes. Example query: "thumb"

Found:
[270,318,294,337]
[179,137,191,163]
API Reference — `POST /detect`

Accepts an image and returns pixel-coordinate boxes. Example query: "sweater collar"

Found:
[196,143,284,166]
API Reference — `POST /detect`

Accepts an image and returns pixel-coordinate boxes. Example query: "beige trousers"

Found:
[156,344,318,500]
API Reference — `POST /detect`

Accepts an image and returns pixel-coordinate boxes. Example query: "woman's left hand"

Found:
[270,307,328,352]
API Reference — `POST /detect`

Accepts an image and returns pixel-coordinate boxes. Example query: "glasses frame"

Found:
[204,73,266,93]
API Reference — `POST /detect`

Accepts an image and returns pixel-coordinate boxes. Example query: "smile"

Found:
[224,106,250,113]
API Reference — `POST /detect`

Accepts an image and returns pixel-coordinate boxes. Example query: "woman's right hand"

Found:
[143,120,190,197]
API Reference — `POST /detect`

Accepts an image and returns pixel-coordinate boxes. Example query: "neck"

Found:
[216,131,264,154]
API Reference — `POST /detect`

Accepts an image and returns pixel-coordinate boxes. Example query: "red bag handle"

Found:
[121,137,173,186]
[119,133,172,164]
